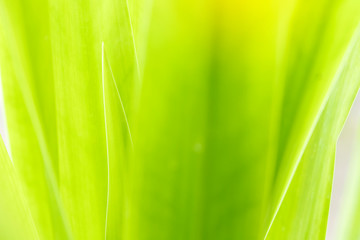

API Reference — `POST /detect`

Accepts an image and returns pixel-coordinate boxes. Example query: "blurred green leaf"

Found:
[267,22,360,239]
[0,0,359,239]
[0,134,40,239]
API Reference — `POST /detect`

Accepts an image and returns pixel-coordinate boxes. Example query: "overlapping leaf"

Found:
[0,0,359,239]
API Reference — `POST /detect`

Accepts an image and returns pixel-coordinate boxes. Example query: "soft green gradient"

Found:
[0,0,359,239]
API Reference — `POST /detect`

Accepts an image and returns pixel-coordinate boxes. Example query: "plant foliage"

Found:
[0,0,360,239]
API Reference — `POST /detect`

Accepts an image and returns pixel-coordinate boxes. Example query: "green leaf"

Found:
[128,0,279,239]
[0,0,360,239]
[48,2,107,239]
[102,43,134,239]
[266,22,360,239]
[0,134,40,239]
[0,0,71,238]
[264,0,360,238]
